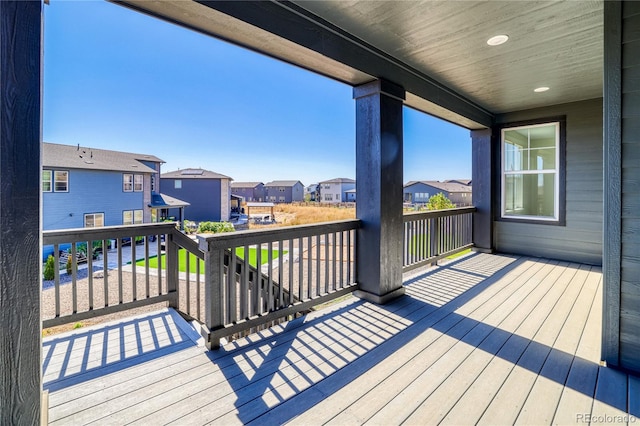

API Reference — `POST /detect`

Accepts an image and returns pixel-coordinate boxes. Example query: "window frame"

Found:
[498,117,566,226]
[52,170,69,192]
[42,170,52,192]
[123,173,133,192]
[174,179,182,189]
[84,212,104,228]
[134,174,144,192]
[123,209,144,225]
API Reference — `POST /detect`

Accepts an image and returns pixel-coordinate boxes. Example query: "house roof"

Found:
[231,182,264,189]
[148,193,190,208]
[264,180,303,187]
[446,179,472,186]
[160,168,232,180]
[320,178,356,184]
[43,142,161,173]
[404,180,472,193]
[345,189,356,193]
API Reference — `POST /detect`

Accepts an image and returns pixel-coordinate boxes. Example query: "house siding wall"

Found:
[403,182,471,205]
[160,178,223,222]
[619,1,640,372]
[493,98,603,265]
[43,169,148,230]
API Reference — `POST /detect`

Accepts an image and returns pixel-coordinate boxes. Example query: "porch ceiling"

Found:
[117,0,603,129]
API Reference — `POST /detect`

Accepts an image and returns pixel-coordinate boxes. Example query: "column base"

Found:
[354,287,405,304]
[472,247,494,254]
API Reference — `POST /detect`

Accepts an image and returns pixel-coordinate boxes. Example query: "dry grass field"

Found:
[248,203,356,229]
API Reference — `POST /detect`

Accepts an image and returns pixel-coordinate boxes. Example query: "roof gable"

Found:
[43,142,160,173]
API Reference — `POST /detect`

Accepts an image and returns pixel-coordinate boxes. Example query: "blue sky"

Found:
[43,1,471,186]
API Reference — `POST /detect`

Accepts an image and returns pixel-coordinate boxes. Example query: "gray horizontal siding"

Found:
[494,98,603,265]
[619,0,640,373]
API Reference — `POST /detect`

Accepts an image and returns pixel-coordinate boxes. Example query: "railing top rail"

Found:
[43,222,178,245]
[402,206,476,222]
[171,229,204,260]
[198,219,361,251]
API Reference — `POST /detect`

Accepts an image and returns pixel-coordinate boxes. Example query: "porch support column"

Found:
[0,1,43,424]
[353,79,406,304]
[471,128,494,252]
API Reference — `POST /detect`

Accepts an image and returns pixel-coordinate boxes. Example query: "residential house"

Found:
[230,181,265,202]
[43,142,162,231]
[6,2,640,423]
[264,180,304,203]
[160,168,233,222]
[319,177,356,203]
[403,180,473,206]
[345,188,357,202]
[305,183,319,201]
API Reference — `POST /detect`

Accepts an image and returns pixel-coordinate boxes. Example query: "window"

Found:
[151,174,157,192]
[134,174,144,192]
[324,194,333,201]
[84,213,104,228]
[279,187,285,192]
[174,179,182,189]
[123,209,144,225]
[53,170,68,192]
[501,121,563,222]
[123,174,133,192]
[278,196,285,202]
[42,170,52,192]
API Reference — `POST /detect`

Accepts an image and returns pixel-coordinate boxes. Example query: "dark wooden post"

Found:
[199,235,224,349]
[353,79,406,304]
[0,1,43,424]
[471,128,494,252]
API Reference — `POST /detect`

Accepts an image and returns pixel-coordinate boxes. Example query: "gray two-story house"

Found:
[160,168,233,222]
[230,182,265,202]
[319,178,356,203]
[403,180,473,206]
[264,180,304,203]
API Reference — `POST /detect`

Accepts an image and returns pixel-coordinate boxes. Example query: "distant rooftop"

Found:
[264,180,303,187]
[320,177,355,184]
[43,142,162,173]
[404,180,472,193]
[161,168,232,180]
[231,182,264,188]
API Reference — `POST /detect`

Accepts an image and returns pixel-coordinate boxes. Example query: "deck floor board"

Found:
[43,253,638,425]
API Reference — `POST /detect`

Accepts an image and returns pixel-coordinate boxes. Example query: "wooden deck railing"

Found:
[42,222,203,328]
[198,219,360,348]
[402,206,475,273]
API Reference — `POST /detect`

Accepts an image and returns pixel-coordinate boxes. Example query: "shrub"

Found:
[43,255,55,280]
[66,256,75,275]
[197,221,235,234]
[426,193,455,210]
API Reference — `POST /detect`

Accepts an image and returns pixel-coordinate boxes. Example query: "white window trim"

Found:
[134,174,144,192]
[123,173,133,192]
[42,170,52,192]
[501,121,560,222]
[84,212,104,228]
[53,170,69,192]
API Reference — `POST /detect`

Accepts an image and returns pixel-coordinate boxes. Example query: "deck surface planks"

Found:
[43,253,639,425]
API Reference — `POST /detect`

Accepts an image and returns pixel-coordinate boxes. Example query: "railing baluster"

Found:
[315,234,321,297]
[255,243,262,316]
[88,240,94,310]
[166,233,178,308]
[288,239,294,306]
[196,257,201,321]
[117,238,123,304]
[241,244,249,319]
[156,235,162,295]
[103,239,109,307]
[53,244,60,317]
[145,235,150,298]
[278,240,284,307]
[186,250,191,316]
[307,236,312,300]
[71,243,78,313]
[267,241,274,312]
[346,230,351,285]
[298,237,304,299]
[338,231,344,289]
[131,237,137,301]
[230,246,237,323]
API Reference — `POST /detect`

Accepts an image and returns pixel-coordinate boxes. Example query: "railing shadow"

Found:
[202,253,635,424]
[42,308,199,393]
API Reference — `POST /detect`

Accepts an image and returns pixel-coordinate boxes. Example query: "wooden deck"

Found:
[43,253,640,425]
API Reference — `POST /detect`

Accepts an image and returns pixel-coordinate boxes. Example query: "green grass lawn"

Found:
[136,247,285,274]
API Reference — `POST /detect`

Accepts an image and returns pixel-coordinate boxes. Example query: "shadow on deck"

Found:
[44,253,640,425]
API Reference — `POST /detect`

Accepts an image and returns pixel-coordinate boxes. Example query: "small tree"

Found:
[43,255,55,280]
[426,193,455,210]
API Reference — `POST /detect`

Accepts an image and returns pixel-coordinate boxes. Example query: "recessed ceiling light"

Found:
[534,87,550,93]
[487,35,509,46]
